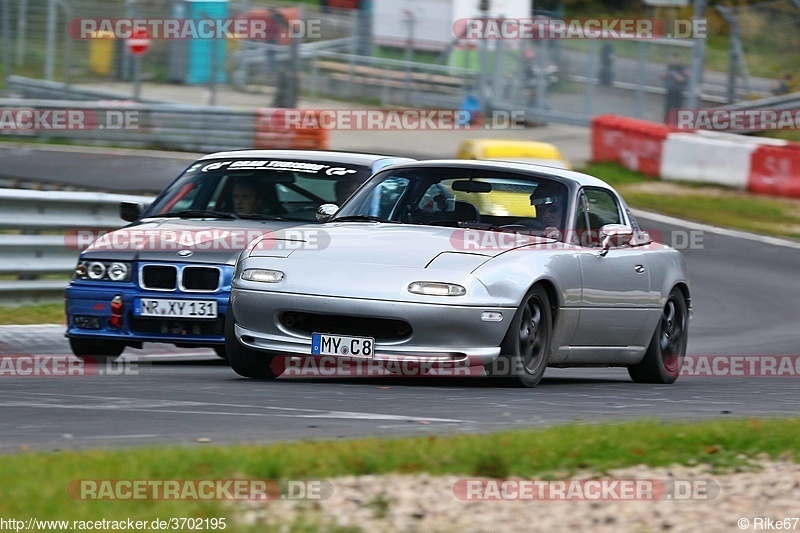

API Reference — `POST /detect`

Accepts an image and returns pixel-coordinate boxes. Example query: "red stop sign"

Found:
[126,28,151,56]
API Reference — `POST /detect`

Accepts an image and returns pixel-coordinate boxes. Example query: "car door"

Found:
[570,187,652,348]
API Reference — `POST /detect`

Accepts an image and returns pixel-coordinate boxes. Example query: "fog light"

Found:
[481,311,504,322]
[73,316,101,330]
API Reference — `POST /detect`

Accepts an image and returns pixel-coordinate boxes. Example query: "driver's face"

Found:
[540,203,563,227]
[232,184,259,213]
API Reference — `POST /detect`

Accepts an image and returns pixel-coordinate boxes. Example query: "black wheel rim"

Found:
[660,298,686,373]
[519,296,546,373]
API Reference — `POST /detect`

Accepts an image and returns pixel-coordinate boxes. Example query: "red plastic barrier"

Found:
[748,144,800,199]
[591,115,674,177]
[253,108,329,150]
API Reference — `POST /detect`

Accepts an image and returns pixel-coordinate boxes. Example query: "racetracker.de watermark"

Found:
[671,109,800,131]
[0,109,138,131]
[0,356,139,377]
[67,228,330,252]
[679,356,800,377]
[453,478,719,500]
[67,18,321,40]
[454,18,709,40]
[260,109,526,131]
[67,479,333,500]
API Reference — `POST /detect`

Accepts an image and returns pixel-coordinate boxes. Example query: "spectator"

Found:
[599,42,614,86]
[663,53,690,125]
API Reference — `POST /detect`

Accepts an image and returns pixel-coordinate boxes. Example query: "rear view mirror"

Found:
[120,202,144,222]
[452,180,492,193]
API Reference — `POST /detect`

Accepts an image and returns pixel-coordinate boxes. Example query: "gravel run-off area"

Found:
[238,459,800,532]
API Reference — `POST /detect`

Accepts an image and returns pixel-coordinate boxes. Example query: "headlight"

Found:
[107,262,130,282]
[74,260,132,282]
[241,269,284,283]
[408,281,466,296]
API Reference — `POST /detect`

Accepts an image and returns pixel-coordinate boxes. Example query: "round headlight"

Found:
[87,262,107,280]
[107,262,129,281]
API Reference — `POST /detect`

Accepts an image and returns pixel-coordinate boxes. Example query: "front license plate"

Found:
[311,333,374,359]
[137,298,218,319]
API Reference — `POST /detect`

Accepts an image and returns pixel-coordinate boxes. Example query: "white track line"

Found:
[633,208,800,251]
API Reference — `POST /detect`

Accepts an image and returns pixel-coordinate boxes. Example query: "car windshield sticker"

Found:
[200,160,358,174]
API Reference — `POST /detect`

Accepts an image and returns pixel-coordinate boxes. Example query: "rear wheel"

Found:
[69,338,125,364]
[225,311,277,379]
[486,286,552,388]
[628,288,688,384]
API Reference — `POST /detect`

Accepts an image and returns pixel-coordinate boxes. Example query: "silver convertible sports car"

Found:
[227,160,691,387]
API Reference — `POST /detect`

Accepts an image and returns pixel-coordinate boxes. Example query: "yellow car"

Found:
[456,140,571,216]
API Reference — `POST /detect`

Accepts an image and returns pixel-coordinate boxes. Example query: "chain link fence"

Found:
[0,0,795,127]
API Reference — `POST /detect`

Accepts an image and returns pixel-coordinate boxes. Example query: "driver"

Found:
[530,182,567,240]
[232,180,263,214]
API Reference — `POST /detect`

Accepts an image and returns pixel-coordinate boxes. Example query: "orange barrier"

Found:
[748,144,800,199]
[591,115,673,177]
[253,108,329,150]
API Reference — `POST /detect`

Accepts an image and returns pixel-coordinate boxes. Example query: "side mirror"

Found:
[120,201,144,222]
[316,203,339,222]
[597,224,633,257]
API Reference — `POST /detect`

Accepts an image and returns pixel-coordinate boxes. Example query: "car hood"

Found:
[80,218,301,265]
[250,222,553,268]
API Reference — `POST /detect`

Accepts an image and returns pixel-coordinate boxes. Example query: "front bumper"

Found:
[65,284,229,346]
[232,289,514,366]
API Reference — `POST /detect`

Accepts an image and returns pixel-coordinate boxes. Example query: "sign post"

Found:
[126,28,151,101]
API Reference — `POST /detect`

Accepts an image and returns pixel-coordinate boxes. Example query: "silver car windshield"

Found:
[145,159,371,222]
[333,167,569,235]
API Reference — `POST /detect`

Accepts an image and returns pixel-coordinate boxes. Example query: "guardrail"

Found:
[0,95,329,152]
[0,188,152,302]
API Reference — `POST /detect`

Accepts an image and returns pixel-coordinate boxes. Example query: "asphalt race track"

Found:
[1,152,799,452]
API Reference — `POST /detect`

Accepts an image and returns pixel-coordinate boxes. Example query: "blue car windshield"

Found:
[144,159,372,222]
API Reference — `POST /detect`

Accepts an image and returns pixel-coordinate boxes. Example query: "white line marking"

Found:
[633,208,800,251]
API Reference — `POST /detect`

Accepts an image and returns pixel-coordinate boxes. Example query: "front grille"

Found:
[182,267,220,291]
[130,315,225,336]
[141,265,177,290]
[281,311,412,341]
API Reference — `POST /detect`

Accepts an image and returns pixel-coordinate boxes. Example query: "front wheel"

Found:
[225,312,277,379]
[485,286,552,388]
[69,338,125,364]
[628,288,688,384]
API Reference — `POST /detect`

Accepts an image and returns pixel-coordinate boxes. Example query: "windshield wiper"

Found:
[159,210,240,220]
[332,215,394,223]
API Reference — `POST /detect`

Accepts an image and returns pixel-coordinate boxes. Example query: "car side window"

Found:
[574,188,622,247]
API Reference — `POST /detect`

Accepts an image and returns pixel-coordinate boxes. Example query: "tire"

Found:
[485,285,553,388]
[225,311,277,379]
[69,338,125,364]
[628,288,688,384]
[213,345,228,360]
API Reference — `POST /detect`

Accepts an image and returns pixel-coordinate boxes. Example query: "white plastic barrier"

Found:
[660,133,757,189]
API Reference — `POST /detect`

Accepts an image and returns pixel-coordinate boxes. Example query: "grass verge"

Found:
[0,302,64,325]
[580,162,800,240]
[0,418,797,529]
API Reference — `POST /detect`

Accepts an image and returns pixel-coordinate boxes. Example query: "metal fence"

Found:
[0,0,795,130]
[0,188,152,301]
